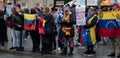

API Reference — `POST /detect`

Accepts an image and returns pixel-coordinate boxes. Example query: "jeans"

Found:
[14,30,26,47]
[11,28,16,47]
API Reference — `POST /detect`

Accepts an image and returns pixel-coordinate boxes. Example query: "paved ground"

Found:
[0,44,116,58]
[0,28,117,58]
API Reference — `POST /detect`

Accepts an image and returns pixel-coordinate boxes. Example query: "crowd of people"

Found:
[0,2,120,57]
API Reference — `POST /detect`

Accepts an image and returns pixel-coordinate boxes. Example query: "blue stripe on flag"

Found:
[97,19,119,28]
[24,19,36,24]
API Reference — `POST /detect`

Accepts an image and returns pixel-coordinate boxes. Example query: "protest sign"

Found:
[76,6,86,25]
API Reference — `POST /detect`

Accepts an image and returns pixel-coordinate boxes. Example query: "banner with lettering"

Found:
[87,0,98,6]
[76,6,86,25]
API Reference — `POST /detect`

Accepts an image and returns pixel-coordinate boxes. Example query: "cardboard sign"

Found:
[87,0,98,6]
[76,6,86,25]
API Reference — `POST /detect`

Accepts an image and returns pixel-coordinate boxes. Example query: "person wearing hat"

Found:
[112,2,120,11]
[82,7,99,55]
[108,2,120,57]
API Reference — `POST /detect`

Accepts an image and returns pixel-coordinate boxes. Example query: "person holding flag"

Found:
[107,2,120,57]
[81,7,99,55]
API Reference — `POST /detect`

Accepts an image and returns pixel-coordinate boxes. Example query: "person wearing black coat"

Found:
[59,9,75,55]
[41,7,57,55]
[0,9,8,47]
[28,8,40,52]
[11,6,26,51]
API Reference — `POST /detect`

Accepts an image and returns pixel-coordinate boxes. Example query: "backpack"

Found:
[44,14,55,35]
[38,17,45,35]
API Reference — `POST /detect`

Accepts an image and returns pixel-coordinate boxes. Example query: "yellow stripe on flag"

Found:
[42,20,46,27]
[112,11,120,21]
[24,14,36,20]
[89,28,96,45]
[88,15,97,45]
[100,12,116,20]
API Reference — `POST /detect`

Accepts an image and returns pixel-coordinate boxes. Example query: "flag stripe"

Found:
[98,28,120,37]
[24,19,36,24]
[81,28,92,46]
[24,24,36,30]
[90,28,96,45]
[24,14,36,20]
[97,19,119,28]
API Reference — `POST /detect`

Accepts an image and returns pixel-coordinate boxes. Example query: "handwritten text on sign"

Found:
[87,0,98,6]
[76,6,86,25]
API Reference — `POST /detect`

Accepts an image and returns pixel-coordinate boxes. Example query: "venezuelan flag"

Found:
[80,15,97,46]
[24,14,36,30]
[80,28,93,46]
[97,11,120,37]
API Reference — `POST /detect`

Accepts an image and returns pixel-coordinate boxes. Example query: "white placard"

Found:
[76,0,85,6]
[116,0,120,3]
[56,1,64,5]
[111,0,115,4]
[87,0,98,6]
[76,6,86,25]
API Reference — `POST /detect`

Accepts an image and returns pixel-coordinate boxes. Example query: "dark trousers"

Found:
[42,35,53,53]
[87,45,94,51]
[0,26,7,46]
[30,30,40,51]
[52,35,56,49]
[58,31,64,50]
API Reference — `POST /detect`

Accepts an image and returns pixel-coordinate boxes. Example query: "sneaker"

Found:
[19,47,24,51]
[31,50,39,53]
[60,52,67,55]
[117,54,120,57]
[107,54,115,57]
[83,51,90,54]
[9,47,16,50]
[68,53,73,55]
[89,51,96,54]
[57,48,61,51]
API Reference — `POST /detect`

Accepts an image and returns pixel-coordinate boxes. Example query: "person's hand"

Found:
[69,11,72,15]
[62,19,65,21]
[81,25,84,27]
[66,20,70,22]
[18,25,22,27]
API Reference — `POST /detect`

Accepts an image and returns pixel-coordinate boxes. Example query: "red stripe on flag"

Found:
[24,24,36,30]
[71,38,74,48]
[79,28,84,46]
[98,28,120,37]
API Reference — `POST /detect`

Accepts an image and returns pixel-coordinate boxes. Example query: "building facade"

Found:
[16,0,72,9]
[16,0,54,9]
[3,0,73,9]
